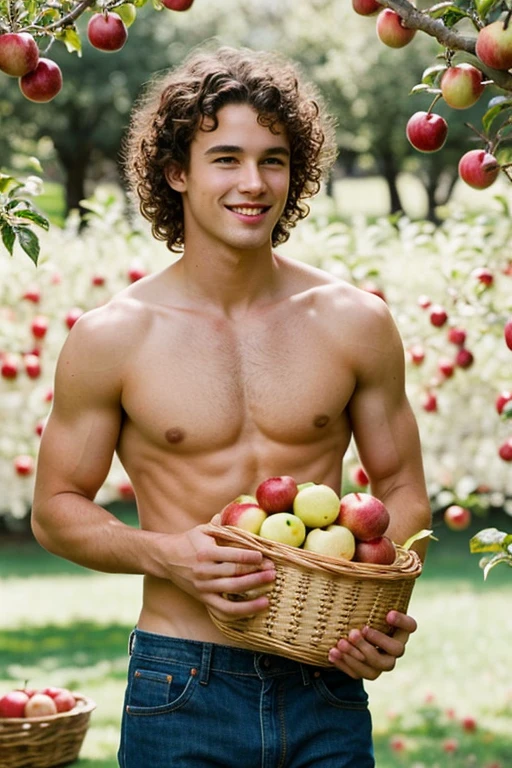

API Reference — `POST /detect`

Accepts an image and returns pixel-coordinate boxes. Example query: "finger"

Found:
[195,559,275,579]
[361,626,407,658]
[197,543,265,566]
[333,630,397,672]
[195,568,275,596]
[207,592,270,619]
[328,649,381,681]
[386,610,418,634]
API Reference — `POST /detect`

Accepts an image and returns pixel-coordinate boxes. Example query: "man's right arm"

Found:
[32,305,274,617]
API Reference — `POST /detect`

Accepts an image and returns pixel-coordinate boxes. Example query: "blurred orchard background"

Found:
[1,1,512,766]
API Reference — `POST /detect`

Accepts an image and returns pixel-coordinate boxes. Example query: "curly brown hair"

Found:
[124,45,337,252]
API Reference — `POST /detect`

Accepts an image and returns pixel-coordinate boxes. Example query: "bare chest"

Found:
[120,306,354,452]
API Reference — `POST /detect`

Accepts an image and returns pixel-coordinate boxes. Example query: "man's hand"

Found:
[166,525,276,622]
[327,610,417,680]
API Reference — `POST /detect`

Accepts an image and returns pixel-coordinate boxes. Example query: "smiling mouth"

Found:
[226,205,271,217]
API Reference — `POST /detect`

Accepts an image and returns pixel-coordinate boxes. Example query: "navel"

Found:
[313,414,330,428]
[165,427,185,444]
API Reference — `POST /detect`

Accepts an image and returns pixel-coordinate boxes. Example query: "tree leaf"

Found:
[12,226,40,265]
[469,527,507,553]
[482,100,512,135]
[0,174,22,195]
[402,529,436,551]
[12,209,50,231]
[55,27,82,56]
[483,552,512,580]
[1,224,15,255]
[474,0,500,18]
[422,65,448,87]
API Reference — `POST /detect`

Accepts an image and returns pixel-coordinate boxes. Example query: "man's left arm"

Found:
[329,297,431,679]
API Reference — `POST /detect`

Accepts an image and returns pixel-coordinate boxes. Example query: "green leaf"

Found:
[0,174,22,195]
[469,527,507,553]
[1,223,15,255]
[421,65,448,87]
[12,209,50,231]
[429,4,464,20]
[55,27,82,56]
[441,8,471,27]
[482,100,512,135]
[483,552,512,580]
[13,226,40,265]
[475,0,500,18]
[410,83,438,96]
[403,529,436,551]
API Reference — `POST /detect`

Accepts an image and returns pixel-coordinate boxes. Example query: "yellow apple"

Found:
[293,484,340,528]
[303,525,355,560]
[259,513,306,547]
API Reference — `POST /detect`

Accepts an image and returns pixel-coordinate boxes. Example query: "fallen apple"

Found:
[303,525,355,560]
[259,512,306,547]
[293,483,340,528]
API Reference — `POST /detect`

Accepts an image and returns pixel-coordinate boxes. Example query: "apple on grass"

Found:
[255,475,298,513]
[444,505,471,531]
[0,32,39,77]
[19,58,62,103]
[292,484,340,528]
[0,690,30,718]
[87,13,128,52]
[337,492,390,541]
[498,438,512,462]
[303,525,355,560]
[458,149,500,190]
[505,318,512,351]
[476,19,512,71]
[354,536,396,565]
[429,305,448,328]
[496,391,512,415]
[440,64,484,110]
[376,9,416,48]
[259,512,306,547]
[406,112,448,153]
[220,498,267,534]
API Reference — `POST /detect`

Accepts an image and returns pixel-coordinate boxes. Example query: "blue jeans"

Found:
[118,629,374,768]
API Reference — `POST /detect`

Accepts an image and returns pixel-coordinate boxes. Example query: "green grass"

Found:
[1,510,511,767]
[35,180,66,227]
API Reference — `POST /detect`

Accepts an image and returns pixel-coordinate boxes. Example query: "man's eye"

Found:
[263,158,286,166]
[214,156,237,164]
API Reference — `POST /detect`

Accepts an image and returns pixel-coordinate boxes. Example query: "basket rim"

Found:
[205,523,422,580]
[0,693,96,724]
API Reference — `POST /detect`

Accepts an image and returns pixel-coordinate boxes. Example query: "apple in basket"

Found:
[303,525,356,559]
[337,492,390,541]
[293,483,340,527]
[354,535,396,565]
[24,693,58,717]
[255,475,299,513]
[0,689,30,717]
[220,497,267,534]
[40,686,77,712]
[259,512,306,547]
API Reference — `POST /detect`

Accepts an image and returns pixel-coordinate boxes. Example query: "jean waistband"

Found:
[129,628,315,684]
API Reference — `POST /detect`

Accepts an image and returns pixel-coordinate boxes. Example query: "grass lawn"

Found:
[1,509,511,768]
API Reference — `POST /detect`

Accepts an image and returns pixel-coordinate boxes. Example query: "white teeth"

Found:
[230,207,266,216]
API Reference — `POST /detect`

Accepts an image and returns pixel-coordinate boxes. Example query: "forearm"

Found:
[373,482,432,561]
[31,492,170,576]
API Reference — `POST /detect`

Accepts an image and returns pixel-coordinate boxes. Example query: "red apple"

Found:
[360,281,386,302]
[417,294,431,309]
[462,715,477,732]
[19,58,62,103]
[406,111,448,153]
[0,690,30,717]
[458,149,500,190]
[337,492,390,541]
[1,353,19,379]
[455,348,474,369]
[161,0,194,9]
[128,263,147,282]
[352,0,381,16]
[440,64,484,109]
[0,32,39,77]
[22,285,41,303]
[118,480,136,500]
[24,692,58,718]
[354,535,396,565]
[87,12,128,52]
[376,9,416,48]
[220,499,267,534]
[351,465,369,487]
[65,307,83,329]
[41,687,76,713]
[504,317,512,351]
[447,327,466,346]
[409,344,425,365]
[24,353,41,379]
[91,274,106,287]
[35,419,46,437]
[444,504,471,530]
[472,267,494,286]
[429,305,448,327]
[496,390,512,415]
[255,475,298,513]
[476,19,512,71]
[31,315,49,340]
[438,358,454,378]
[498,438,512,461]
[421,391,437,412]
[14,455,35,476]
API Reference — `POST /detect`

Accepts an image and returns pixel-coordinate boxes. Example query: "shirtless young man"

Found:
[32,46,431,768]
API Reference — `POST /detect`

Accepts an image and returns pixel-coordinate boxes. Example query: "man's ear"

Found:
[165,162,187,192]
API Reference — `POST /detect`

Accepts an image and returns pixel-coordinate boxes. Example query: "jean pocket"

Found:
[311,669,369,710]
[125,663,198,716]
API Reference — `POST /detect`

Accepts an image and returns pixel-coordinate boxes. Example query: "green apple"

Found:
[303,525,355,560]
[259,513,306,547]
[293,484,340,528]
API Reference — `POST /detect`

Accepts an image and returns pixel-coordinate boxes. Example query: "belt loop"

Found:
[128,629,136,656]
[199,643,213,686]
[300,664,311,686]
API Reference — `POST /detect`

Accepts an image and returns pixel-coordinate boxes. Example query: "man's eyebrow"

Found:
[204,144,290,156]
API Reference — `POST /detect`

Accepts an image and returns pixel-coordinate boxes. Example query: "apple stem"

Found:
[427,93,443,115]
[464,121,489,144]
[505,10,512,32]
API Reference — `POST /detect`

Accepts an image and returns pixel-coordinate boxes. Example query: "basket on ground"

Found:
[0,694,96,768]
[205,523,422,667]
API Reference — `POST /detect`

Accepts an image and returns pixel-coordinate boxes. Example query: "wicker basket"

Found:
[205,523,422,667]
[0,694,96,768]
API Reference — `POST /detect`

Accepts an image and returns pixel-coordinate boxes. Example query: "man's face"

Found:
[166,103,291,255]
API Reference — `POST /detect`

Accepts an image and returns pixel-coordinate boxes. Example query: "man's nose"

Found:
[238,163,266,194]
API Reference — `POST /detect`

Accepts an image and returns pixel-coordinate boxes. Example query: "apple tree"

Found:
[352,1,512,189]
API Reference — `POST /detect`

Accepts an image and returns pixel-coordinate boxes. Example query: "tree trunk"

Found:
[54,145,91,222]
[379,153,403,214]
